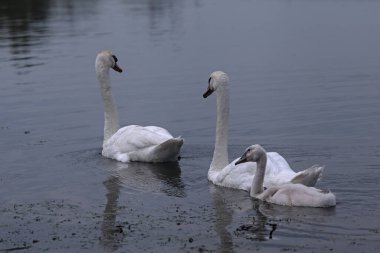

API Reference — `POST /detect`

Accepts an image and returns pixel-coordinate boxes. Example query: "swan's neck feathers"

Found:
[251,155,267,197]
[97,68,120,143]
[210,86,229,171]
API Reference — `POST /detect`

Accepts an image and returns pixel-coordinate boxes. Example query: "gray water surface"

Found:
[1,0,380,252]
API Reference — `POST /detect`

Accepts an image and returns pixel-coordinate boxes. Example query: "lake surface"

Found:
[1,0,380,252]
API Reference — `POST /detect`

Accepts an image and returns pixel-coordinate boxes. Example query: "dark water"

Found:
[1,0,380,252]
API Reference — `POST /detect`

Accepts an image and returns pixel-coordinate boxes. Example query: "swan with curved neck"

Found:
[203,71,323,190]
[95,50,183,163]
[235,145,336,207]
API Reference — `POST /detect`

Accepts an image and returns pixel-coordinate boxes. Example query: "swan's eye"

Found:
[208,77,212,84]
[112,55,118,63]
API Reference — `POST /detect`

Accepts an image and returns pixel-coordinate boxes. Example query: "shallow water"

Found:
[1,0,380,252]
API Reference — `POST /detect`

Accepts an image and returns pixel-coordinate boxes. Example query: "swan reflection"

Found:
[209,181,335,245]
[254,200,336,223]
[209,185,235,252]
[235,199,336,241]
[103,159,185,197]
[234,201,277,241]
[209,184,258,252]
[100,159,185,250]
[100,175,124,251]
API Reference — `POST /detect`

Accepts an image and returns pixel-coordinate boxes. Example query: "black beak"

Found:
[235,152,248,165]
[112,63,123,73]
[203,87,214,98]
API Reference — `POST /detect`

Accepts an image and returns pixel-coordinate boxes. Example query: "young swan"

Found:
[235,145,336,207]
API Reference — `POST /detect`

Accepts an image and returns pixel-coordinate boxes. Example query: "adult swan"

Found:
[203,71,322,190]
[95,50,183,163]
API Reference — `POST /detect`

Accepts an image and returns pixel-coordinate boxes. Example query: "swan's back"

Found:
[103,125,171,153]
[102,125,183,163]
[209,152,307,191]
[209,159,255,191]
[265,153,323,188]
[259,184,336,207]
[263,152,294,186]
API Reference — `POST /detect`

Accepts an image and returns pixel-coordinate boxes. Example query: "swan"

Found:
[95,50,183,163]
[203,71,322,190]
[235,144,336,207]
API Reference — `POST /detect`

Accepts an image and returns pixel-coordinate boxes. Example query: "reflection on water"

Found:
[0,0,100,74]
[0,0,51,73]
[100,175,125,251]
[102,159,186,197]
[235,199,336,242]
[100,160,185,250]
[256,200,336,221]
[209,184,336,245]
[235,201,277,241]
[123,0,185,40]
[209,182,337,246]
[0,0,187,75]
[209,185,235,253]
[208,185,276,249]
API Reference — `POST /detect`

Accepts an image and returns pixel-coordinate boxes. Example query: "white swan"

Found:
[95,50,183,163]
[235,144,336,207]
[203,71,322,190]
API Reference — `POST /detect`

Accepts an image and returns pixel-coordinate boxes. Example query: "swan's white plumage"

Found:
[236,145,336,207]
[208,152,322,191]
[102,125,183,163]
[96,50,183,163]
[204,71,322,190]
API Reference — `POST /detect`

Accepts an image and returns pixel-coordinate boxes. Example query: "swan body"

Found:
[208,153,322,191]
[203,71,322,190]
[96,50,183,163]
[235,145,336,207]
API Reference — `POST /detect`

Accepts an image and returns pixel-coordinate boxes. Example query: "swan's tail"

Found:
[150,137,184,163]
[290,165,324,187]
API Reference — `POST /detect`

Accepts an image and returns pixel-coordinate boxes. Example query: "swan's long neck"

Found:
[210,86,229,171]
[97,67,120,143]
[250,154,266,197]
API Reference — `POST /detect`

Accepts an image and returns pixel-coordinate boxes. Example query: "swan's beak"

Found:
[235,153,248,165]
[203,87,214,98]
[112,63,123,73]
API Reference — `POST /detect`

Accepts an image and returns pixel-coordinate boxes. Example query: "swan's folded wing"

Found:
[144,126,174,139]
[266,152,293,175]
[210,153,296,191]
[260,152,296,187]
[212,159,255,191]
[105,125,172,153]
[290,165,324,187]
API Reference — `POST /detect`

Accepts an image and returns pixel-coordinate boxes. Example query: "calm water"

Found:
[1,0,380,252]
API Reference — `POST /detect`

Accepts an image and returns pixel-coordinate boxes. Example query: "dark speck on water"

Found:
[1,0,380,252]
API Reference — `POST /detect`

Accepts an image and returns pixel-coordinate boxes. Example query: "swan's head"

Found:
[235,144,266,165]
[95,50,123,73]
[203,71,229,98]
